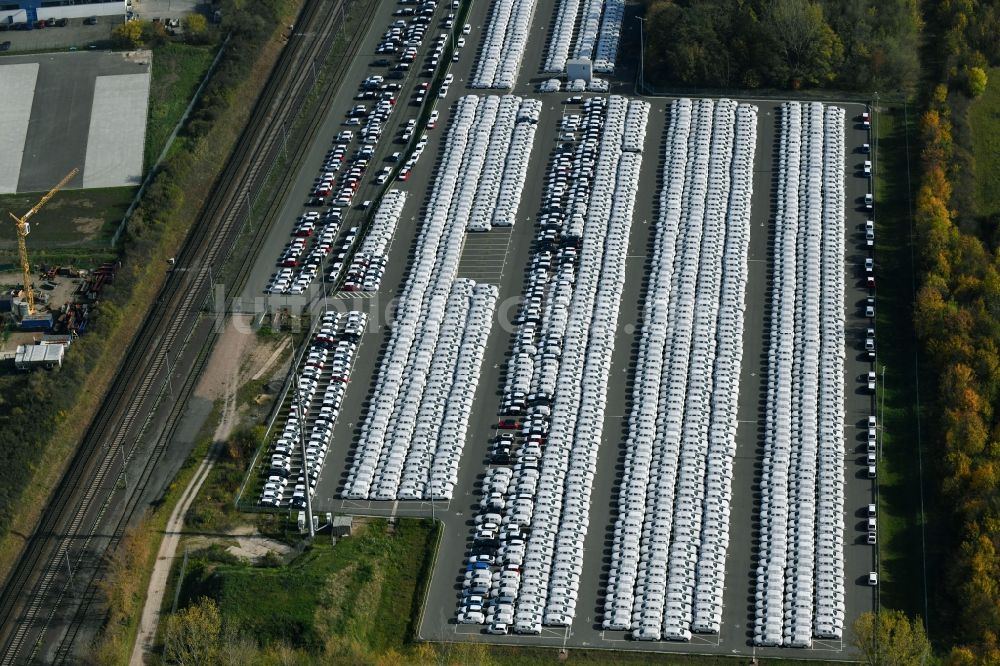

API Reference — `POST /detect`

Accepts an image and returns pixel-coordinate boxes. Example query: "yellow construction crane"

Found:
[8,168,79,315]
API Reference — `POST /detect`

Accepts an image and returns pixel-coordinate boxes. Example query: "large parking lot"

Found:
[237,0,879,656]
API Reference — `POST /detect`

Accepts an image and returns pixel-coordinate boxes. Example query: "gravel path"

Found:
[129,316,263,665]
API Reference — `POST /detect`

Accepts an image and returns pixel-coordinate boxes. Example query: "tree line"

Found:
[910,0,1000,663]
[642,0,921,92]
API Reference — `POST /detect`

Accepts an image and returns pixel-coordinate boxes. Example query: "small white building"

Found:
[14,343,64,370]
[566,58,593,83]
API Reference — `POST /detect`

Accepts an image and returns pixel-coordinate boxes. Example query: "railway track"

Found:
[0,1,356,661]
[50,6,376,659]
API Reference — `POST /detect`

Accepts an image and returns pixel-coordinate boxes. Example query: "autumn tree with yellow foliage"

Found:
[912,0,1000,660]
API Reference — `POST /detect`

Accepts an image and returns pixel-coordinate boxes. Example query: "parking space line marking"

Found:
[456,227,515,283]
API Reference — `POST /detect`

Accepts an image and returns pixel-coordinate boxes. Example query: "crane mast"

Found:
[7,168,79,315]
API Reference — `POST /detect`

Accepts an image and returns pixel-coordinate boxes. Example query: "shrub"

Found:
[111,21,143,48]
[966,66,988,97]
[184,14,210,44]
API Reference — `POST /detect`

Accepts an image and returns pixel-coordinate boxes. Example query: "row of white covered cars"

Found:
[260,311,367,508]
[471,0,537,88]
[340,190,407,291]
[602,98,759,640]
[467,98,541,231]
[544,0,624,74]
[755,102,847,647]
[342,95,519,501]
[457,96,651,634]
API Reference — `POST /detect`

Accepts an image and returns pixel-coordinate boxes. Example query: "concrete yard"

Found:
[0,50,150,193]
[131,0,202,22]
[229,0,879,657]
[83,72,150,188]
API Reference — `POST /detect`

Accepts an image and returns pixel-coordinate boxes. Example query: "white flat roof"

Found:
[83,72,150,188]
[0,63,39,194]
[15,344,64,365]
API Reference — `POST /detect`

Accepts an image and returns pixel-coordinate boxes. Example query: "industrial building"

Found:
[0,0,124,26]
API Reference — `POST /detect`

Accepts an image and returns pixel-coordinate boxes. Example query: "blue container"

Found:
[20,313,52,331]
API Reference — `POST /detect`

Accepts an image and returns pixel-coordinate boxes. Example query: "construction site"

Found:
[0,168,118,370]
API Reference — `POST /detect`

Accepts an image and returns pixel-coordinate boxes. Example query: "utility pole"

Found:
[320,251,329,310]
[245,190,253,232]
[120,444,128,489]
[879,365,886,460]
[164,347,175,399]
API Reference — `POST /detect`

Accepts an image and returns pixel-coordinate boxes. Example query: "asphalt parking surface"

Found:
[0,18,115,53]
[240,0,878,656]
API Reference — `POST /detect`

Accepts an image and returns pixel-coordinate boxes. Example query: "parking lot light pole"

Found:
[294,372,316,538]
[635,16,646,95]
[320,252,329,310]
[120,444,128,489]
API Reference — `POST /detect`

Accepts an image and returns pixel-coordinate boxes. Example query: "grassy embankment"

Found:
[871,106,940,628]
[162,518,843,666]
[144,41,218,173]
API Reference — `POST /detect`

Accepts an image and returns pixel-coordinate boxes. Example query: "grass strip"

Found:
[0,187,135,253]
[872,105,937,626]
[144,42,218,174]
